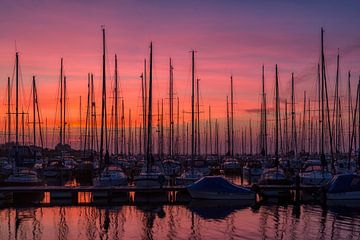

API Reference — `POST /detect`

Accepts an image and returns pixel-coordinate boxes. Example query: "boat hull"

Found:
[327,191,360,200]
[134,175,164,188]
[188,189,255,200]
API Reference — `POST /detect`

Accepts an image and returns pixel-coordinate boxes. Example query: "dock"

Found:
[0,185,186,193]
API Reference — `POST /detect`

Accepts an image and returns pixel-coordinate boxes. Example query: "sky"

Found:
[0,0,359,148]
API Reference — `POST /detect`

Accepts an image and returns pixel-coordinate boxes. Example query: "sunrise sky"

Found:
[0,0,360,147]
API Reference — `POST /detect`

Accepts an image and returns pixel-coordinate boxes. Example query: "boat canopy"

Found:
[187,176,252,194]
[327,174,360,193]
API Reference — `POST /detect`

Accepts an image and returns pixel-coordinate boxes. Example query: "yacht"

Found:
[222,157,241,174]
[257,167,292,197]
[3,169,43,186]
[176,169,204,186]
[134,165,166,188]
[299,161,332,186]
[93,165,128,186]
[327,173,360,200]
[187,176,255,200]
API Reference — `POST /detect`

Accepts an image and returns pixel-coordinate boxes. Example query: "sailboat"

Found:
[92,28,128,187]
[299,29,333,186]
[4,53,43,187]
[176,50,205,186]
[187,176,255,200]
[134,42,166,188]
[223,77,241,174]
[257,65,292,197]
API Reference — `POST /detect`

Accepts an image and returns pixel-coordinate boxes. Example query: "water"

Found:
[1,203,360,240]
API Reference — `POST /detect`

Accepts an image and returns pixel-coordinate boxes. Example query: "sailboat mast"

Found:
[128,109,131,155]
[176,97,179,155]
[114,54,119,156]
[348,71,352,156]
[262,65,267,156]
[100,27,107,168]
[161,99,164,158]
[209,106,212,155]
[226,96,230,155]
[146,42,153,172]
[275,64,279,166]
[15,52,19,157]
[79,96,82,151]
[63,76,67,144]
[169,58,173,157]
[231,76,234,158]
[33,76,36,147]
[250,119,253,155]
[59,58,63,145]
[320,28,326,168]
[197,78,200,155]
[7,77,11,144]
[191,50,195,163]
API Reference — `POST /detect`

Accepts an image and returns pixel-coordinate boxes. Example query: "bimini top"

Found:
[187,176,252,194]
[327,174,360,193]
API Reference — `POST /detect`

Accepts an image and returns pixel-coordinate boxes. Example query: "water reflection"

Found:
[1,203,360,239]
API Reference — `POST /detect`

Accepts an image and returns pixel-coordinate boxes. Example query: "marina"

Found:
[1,0,360,239]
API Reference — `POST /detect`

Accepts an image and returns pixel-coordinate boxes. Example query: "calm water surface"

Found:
[1,203,360,240]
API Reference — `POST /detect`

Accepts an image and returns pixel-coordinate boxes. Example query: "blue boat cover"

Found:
[327,174,360,193]
[187,176,252,194]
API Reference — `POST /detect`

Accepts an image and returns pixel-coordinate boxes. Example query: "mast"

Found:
[215,119,219,155]
[161,99,164,158]
[169,58,174,157]
[358,77,360,167]
[197,78,200,156]
[144,59,147,157]
[146,42,153,172]
[334,51,340,154]
[84,74,90,155]
[275,64,279,167]
[231,75,234,158]
[182,110,185,155]
[348,71,352,157]
[7,77,11,144]
[176,97,180,155]
[250,119,253,155]
[114,54,119,156]
[291,73,297,157]
[121,99,125,155]
[302,91,306,152]
[128,109,131,156]
[191,50,195,170]
[99,26,107,168]
[226,96,230,155]
[157,100,160,156]
[79,96,82,151]
[63,76,66,144]
[140,73,144,155]
[285,99,288,154]
[59,58,63,145]
[261,65,267,156]
[320,28,335,171]
[33,77,36,148]
[320,28,326,169]
[262,65,267,156]
[15,52,19,162]
[209,106,212,155]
